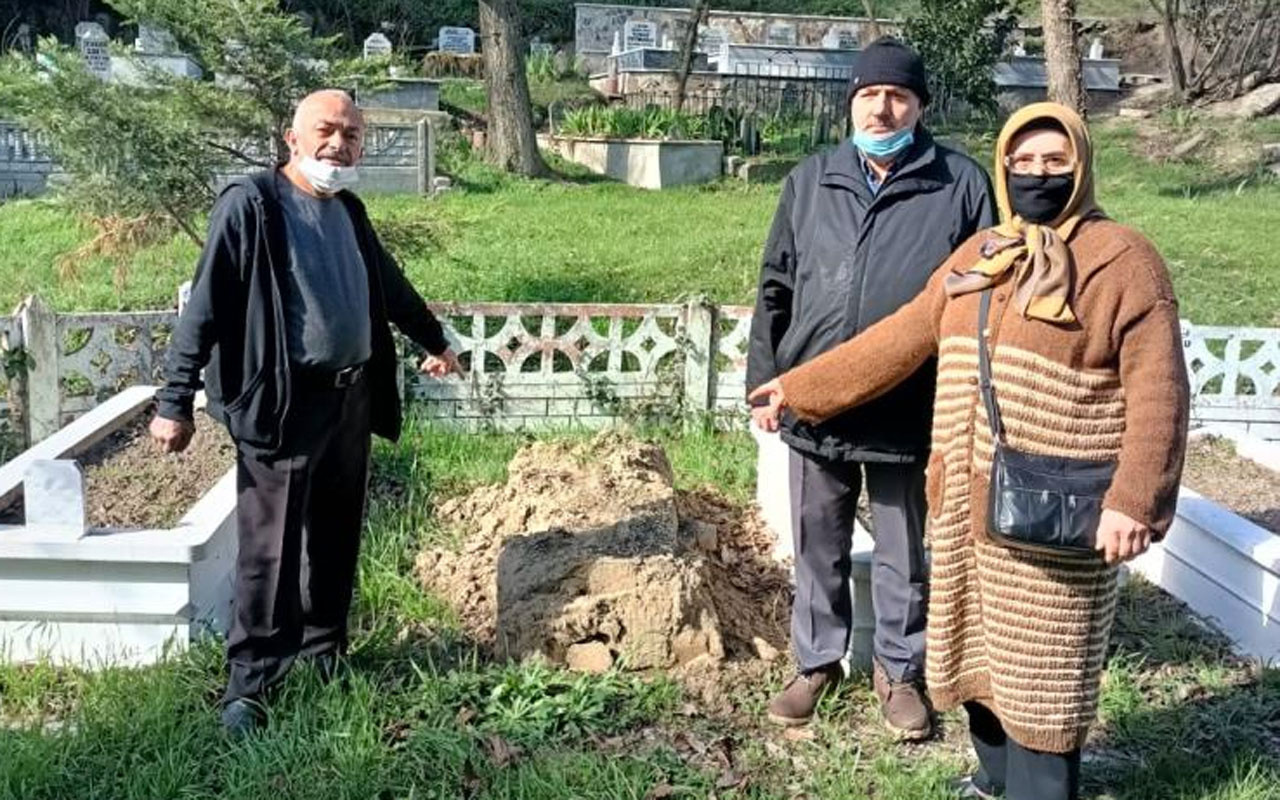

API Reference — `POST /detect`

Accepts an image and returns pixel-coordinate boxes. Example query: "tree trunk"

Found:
[673,0,711,115]
[1150,0,1189,99]
[478,0,547,177]
[861,0,884,41]
[1042,0,1087,114]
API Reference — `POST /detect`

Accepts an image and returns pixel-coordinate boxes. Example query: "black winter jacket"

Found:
[746,130,995,462]
[155,170,449,449]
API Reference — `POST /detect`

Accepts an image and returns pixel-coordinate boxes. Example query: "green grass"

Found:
[2,420,1278,799]
[0,118,1276,326]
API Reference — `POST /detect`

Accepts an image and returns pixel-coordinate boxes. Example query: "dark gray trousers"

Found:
[967,701,1081,800]
[223,376,372,704]
[788,448,928,681]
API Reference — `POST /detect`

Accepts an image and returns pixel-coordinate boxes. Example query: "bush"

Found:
[902,0,1017,119]
[423,51,485,79]
[557,105,725,140]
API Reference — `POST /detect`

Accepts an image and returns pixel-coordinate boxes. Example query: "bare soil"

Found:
[1181,435,1280,534]
[416,433,792,702]
[79,407,234,530]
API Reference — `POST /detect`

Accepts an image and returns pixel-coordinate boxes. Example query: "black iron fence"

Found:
[622,77,850,156]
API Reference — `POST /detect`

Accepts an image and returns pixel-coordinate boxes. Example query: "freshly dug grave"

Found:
[1181,435,1280,534]
[416,433,791,679]
[77,407,234,530]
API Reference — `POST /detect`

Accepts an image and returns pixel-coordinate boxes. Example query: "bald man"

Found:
[151,90,461,736]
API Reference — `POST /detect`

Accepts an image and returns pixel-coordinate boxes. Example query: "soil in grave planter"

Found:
[0,406,234,530]
[1181,436,1280,535]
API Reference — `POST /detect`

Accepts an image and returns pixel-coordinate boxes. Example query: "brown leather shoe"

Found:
[872,659,934,740]
[766,665,842,726]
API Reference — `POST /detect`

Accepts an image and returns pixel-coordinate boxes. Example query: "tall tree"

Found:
[673,0,710,114]
[478,0,547,177]
[1041,0,1086,113]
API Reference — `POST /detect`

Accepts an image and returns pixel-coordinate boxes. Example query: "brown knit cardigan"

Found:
[777,216,1190,752]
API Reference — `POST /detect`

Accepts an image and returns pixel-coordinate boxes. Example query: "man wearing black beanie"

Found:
[747,37,995,740]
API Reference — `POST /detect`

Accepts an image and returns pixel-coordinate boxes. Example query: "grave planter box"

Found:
[542,135,723,189]
[1129,428,1280,663]
[0,386,237,667]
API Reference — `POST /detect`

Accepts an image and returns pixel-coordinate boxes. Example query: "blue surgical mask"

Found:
[852,126,915,160]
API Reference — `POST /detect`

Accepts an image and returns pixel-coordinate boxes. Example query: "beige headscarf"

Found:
[944,102,1104,324]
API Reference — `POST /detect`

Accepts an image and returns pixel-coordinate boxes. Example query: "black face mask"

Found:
[1007,173,1075,224]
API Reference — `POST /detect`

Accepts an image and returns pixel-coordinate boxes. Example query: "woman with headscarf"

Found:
[749,102,1190,800]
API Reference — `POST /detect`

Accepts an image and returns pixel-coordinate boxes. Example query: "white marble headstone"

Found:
[698,26,729,57]
[76,22,112,80]
[1088,37,1105,60]
[363,31,393,59]
[438,26,476,55]
[25,459,85,539]
[624,19,658,50]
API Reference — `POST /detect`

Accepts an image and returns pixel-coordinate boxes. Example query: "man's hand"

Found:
[419,348,464,378]
[1095,509,1152,565]
[747,378,788,433]
[150,415,195,454]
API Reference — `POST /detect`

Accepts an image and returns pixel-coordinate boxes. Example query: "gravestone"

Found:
[1088,37,1104,60]
[624,19,658,50]
[24,459,85,539]
[438,26,476,55]
[363,31,393,59]
[76,22,112,80]
[822,27,857,50]
[136,23,177,54]
[698,26,729,57]
[766,22,797,47]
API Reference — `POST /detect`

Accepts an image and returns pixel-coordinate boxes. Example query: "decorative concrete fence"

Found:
[0,386,236,667]
[0,297,1277,448]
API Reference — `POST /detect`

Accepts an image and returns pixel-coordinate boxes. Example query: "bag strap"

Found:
[977,289,1006,443]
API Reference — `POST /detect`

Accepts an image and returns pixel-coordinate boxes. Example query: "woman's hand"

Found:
[748,378,788,432]
[1095,509,1152,564]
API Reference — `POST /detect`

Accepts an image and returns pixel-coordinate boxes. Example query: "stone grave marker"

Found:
[76,22,112,80]
[822,27,858,50]
[698,26,729,57]
[624,19,658,50]
[136,23,177,54]
[438,26,476,55]
[25,459,85,539]
[766,22,797,47]
[363,31,391,59]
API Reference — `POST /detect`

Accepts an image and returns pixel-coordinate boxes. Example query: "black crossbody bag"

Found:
[978,290,1114,559]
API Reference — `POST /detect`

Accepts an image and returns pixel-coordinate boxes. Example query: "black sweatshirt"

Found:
[155,170,449,449]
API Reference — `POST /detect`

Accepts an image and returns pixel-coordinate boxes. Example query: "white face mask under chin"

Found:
[298,156,359,195]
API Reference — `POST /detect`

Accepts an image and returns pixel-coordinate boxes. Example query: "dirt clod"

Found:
[416,433,791,694]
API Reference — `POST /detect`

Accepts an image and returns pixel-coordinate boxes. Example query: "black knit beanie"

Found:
[846,37,930,107]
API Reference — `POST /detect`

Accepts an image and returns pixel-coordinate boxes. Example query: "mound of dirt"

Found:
[416,433,791,679]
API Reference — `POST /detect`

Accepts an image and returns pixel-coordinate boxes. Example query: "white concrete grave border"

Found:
[0,385,237,668]
[1129,426,1280,664]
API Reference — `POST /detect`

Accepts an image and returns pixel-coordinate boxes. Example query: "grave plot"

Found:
[0,386,237,667]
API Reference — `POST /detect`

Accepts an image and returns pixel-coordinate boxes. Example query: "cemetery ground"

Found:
[0,114,1278,327]
[1,112,1279,799]
[1,419,1278,799]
